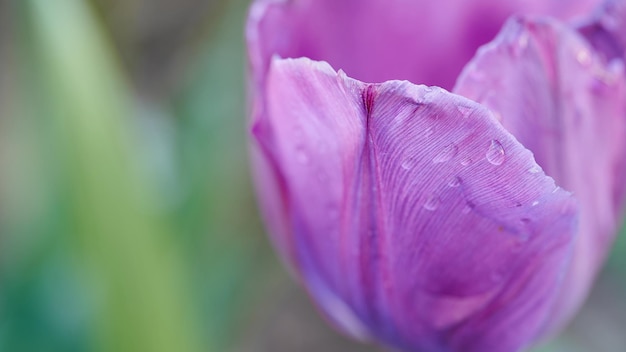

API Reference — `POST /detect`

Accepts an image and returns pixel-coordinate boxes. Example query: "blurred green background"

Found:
[1,0,625,351]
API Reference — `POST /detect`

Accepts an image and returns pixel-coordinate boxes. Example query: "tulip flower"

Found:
[246,0,626,351]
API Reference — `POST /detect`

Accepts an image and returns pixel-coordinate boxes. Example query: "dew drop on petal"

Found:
[460,156,473,166]
[528,165,541,174]
[456,105,473,118]
[423,195,440,211]
[531,200,540,206]
[423,86,443,102]
[401,157,416,170]
[433,143,458,163]
[486,139,505,165]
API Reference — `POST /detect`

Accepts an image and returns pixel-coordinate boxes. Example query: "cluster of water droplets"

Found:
[398,138,510,212]
[403,138,508,171]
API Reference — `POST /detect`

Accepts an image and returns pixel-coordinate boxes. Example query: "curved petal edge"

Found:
[253,57,579,352]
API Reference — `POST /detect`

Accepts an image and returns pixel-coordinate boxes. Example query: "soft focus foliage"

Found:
[0,0,625,351]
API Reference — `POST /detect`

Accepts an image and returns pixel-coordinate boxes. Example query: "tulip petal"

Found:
[247,0,602,91]
[253,57,578,351]
[455,16,626,333]
[579,0,626,62]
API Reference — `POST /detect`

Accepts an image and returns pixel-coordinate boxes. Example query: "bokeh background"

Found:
[1,0,626,351]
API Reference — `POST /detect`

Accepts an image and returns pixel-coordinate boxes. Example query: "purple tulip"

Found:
[246,0,626,351]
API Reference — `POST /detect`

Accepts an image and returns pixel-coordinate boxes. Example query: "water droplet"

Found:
[448,176,461,188]
[486,140,505,165]
[520,218,531,224]
[576,49,592,67]
[296,146,309,164]
[401,158,416,170]
[531,200,539,207]
[423,195,440,211]
[433,144,458,163]
[456,105,474,118]
[460,156,473,166]
[423,86,443,102]
[528,165,541,174]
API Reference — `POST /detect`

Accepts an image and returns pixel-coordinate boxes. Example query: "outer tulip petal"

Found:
[247,0,602,91]
[455,16,626,333]
[579,0,626,62]
[253,57,578,352]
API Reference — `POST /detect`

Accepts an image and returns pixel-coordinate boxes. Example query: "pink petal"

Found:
[455,16,626,333]
[247,0,602,91]
[253,57,578,351]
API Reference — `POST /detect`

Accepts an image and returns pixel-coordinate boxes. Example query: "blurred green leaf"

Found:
[13,0,203,351]
[172,0,275,348]
[607,222,626,273]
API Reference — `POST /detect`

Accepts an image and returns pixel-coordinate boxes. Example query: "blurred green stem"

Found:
[18,0,202,351]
